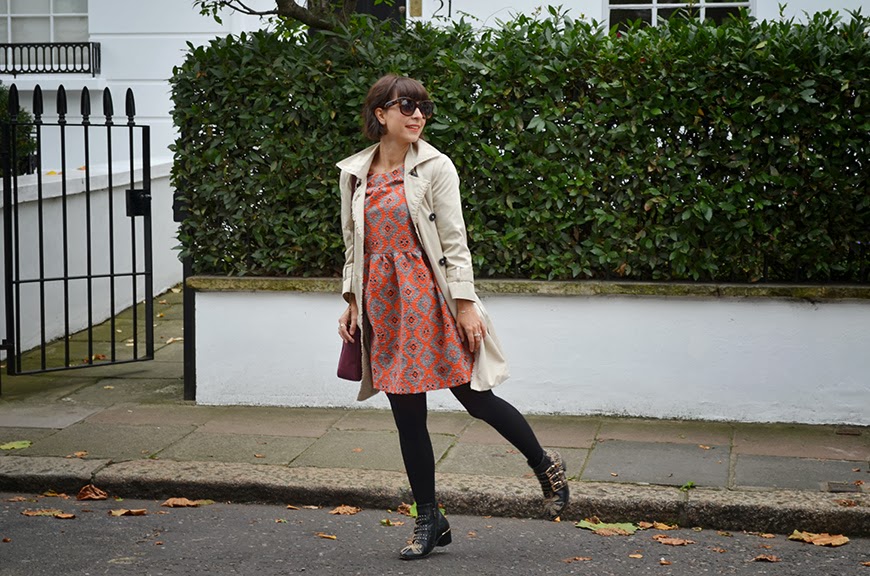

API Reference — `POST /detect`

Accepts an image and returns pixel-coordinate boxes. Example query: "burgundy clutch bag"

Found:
[337,336,362,381]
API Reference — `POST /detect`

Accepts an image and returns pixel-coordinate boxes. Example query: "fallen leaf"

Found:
[653,522,677,531]
[161,498,213,508]
[752,554,781,562]
[856,480,865,486]
[315,532,337,540]
[5,497,30,502]
[159,299,168,304]
[155,541,164,546]
[275,519,287,523]
[254,454,265,459]
[170,287,182,294]
[397,503,413,516]
[302,505,320,510]
[103,385,115,390]
[862,561,870,566]
[717,531,733,537]
[165,337,183,344]
[576,518,638,536]
[710,547,727,553]
[835,499,858,507]
[698,444,712,450]
[381,518,404,526]
[761,544,772,549]
[41,490,69,499]
[352,448,363,453]
[109,509,147,517]
[467,531,477,538]
[853,468,861,473]
[2,538,10,543]
[563,557,592,563]
[54,513,76,520]
[0,440,32,450]
[65,451,88,459]
[652,534,695,546]
[788,530,850,547]
[286,505,299,510]
[610,472,619,477]
[77,484,108,501]
[660,559,673,565]
[156,313,165,318]
[22,508,63,517]
[329,505,361,516]
[759,533,776,539]
[628,553,643,559]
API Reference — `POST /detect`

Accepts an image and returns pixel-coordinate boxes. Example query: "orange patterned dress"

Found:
[363,168,473,394]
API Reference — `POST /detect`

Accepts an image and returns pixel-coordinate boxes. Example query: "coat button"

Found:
[429,213,436,221]
[438,257,446,266]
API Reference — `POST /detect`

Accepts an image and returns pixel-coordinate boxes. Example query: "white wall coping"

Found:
[186,276,870,302]
[2,158,173,206]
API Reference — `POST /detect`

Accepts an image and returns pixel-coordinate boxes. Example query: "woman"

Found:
[337,74,568,561]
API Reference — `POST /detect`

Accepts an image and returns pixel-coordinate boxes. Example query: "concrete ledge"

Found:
[64,459,870,536]
[0,456,110,493]
[187,276,870,301]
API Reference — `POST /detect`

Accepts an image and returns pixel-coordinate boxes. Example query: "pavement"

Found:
[0,289,868,536]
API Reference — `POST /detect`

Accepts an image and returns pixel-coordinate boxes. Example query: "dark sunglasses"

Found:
[383,97,435,119]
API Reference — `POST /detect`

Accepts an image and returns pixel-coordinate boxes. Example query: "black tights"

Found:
[387,383,545,506]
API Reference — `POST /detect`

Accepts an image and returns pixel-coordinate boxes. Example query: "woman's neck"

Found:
[374,139,410,172]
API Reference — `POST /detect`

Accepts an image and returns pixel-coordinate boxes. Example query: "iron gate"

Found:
[1,83,153,386]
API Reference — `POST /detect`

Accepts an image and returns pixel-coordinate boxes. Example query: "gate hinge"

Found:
[126,188,151,217]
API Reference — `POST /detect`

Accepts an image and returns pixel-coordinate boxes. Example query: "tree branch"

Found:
[275,0,339,31]
[228,0,278,16]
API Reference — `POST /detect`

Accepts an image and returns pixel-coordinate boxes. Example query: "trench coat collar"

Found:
[336,139,441,179]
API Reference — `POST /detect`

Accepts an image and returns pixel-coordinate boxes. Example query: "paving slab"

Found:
[197,406,344,437]
[0,455,110,493]
[458,416,598,450]
[583,440,729,487]
[438,444,587,480]
[62,378,184,406]
[0,374,99,402]
[84,404,220,427]
[0,427,58,449]
[291,429,451,473]
[735,454,869,491]
[598,417,733,446]
[733,423,870,461]
[16,422,195,460]
[155,432,316,466]
[0,402,105,428]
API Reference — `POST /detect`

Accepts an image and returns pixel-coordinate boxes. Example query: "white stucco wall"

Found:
[195,291,870,425]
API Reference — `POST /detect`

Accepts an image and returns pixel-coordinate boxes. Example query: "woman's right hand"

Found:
[338,298,359,343]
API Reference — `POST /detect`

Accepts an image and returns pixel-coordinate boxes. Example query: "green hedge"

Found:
[170,10,869,282]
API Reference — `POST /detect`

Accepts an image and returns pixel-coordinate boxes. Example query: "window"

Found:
[0,0,89,44]
[609,0,751,31]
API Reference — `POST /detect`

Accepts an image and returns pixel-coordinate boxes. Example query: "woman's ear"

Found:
[375,108,386,125]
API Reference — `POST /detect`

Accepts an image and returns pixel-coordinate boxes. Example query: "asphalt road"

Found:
[1,492,868,575]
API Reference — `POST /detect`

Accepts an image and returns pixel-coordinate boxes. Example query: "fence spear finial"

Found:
[102,87,114,124]
[80,86,91,123]
[56,85,68,124]
[32,85,43,122]
[125,88,135,125]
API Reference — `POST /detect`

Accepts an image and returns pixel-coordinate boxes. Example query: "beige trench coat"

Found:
[337,139,510,401]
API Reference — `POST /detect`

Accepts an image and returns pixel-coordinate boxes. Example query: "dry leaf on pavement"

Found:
[660,559,673,565]
[576,518,638,536]
[315,532,337,540]
[161,498,214,508]
[329,505,361,516]
[397,503,413,516]
[628,553,643,559]
[652,534,695,546]
[286,505,299,510]
[563,557,592,563]
[752,554,781,562]
[710,547,727,553]
[22,509,75,519]
[42,490,69,499]
[77,484,108,501]
[109,509,147,517]
[788,530,849,547]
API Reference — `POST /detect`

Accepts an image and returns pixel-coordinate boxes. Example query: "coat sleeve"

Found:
[430,156,477,302]
[339,171,355,302]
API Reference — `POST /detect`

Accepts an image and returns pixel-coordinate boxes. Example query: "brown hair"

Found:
[361,74,430,141]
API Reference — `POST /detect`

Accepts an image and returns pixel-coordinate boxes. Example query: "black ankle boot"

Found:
[533,449,569,520]
[399,502,452,560]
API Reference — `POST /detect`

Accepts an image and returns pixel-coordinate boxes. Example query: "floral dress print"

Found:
[363,167,474,394]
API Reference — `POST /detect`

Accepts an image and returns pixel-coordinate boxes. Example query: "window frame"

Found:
[603,0,754,30]
[2,0,89,44]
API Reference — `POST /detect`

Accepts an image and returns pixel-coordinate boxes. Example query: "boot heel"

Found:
[437,528,452,547]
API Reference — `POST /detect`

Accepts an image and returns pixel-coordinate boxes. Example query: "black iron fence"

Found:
[0,42,101,77]
[0,83,153,386]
